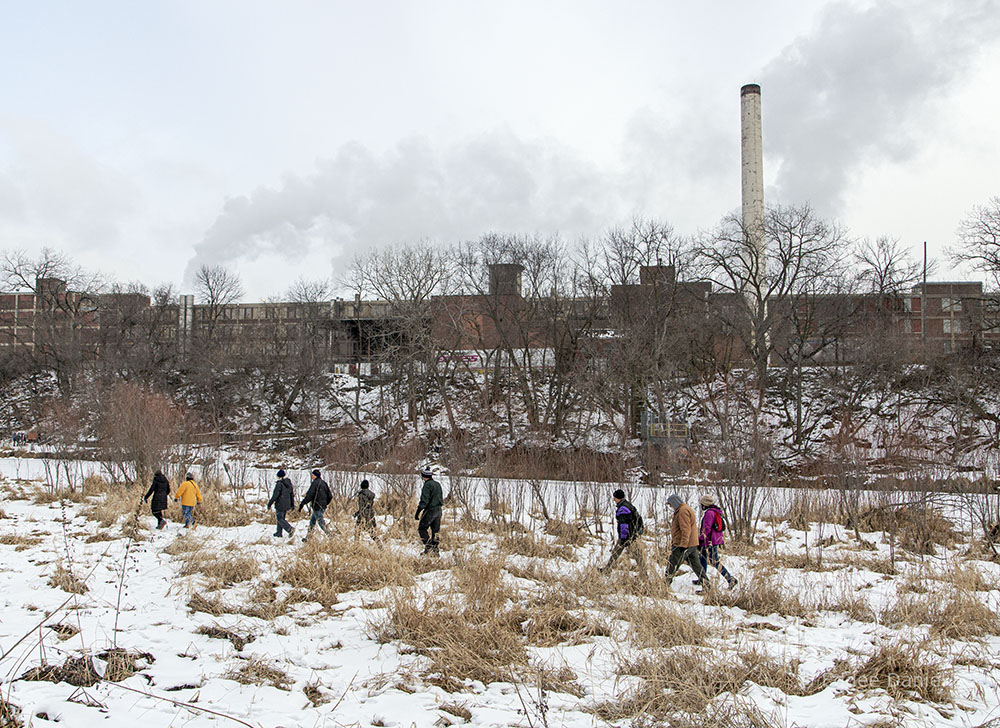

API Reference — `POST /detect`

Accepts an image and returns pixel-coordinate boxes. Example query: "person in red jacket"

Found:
[695,495,737,588]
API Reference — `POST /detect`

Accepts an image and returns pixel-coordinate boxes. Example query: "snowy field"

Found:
[1,459,999,727]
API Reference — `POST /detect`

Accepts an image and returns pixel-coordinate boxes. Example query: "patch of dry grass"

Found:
[598,644,802,718]
[703,572,807,618]
[543,519,590,546]
[179,551,260,589]
[499,533,576,561]
[0,694,22,728]
[852,640,952,703]
[197,624,254,651]
[280,540,419,608]
[98,649,155,682]
[48,565,87,594]
[618,601,710,648]
[223,656,291,690]
[881,589,1000,640]
[0,533,41,551]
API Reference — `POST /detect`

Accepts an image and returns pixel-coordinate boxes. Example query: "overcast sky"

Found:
[1,0,998,299]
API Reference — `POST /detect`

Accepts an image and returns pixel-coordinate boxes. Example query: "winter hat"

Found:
[667,493,683,510]
[277,469,286,478]
[185,472,194,480]
[612,489,626,500]
[312,469,321,478]
[699,495,716,507]
[154,469,162,476]
[360,479,370,489]
[420,467,433,478]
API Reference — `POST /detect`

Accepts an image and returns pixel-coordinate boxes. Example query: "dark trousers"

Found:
[152,509,165,528]
[418,507,442,550]
[699,545,735,584]
[274,509,293,536]
[665,546,708,585]
[307,508,330,534]
[356,510,376,535]
[602,538,643,572]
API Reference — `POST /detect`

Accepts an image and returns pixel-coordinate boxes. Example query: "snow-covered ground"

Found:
[1,460,999,727]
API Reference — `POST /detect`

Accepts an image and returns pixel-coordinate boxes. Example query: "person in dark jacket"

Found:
[414,467,443,555]
[354,479,376,537]
[299,469,332,541]
[144,469,171,530]
[267,469,296,538]
[696,495,737,588]
[599,489,644,573]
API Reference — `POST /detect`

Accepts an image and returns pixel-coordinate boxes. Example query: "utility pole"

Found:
[921,241,927,363]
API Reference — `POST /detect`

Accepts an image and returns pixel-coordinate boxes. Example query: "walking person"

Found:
[414,467,443,555]
[599,489,644,573]
[664,493,709,591]
[174,473,203,529]
[268,469,296,538]
[354,479,376,537]
[299,469,332,541]
[696,495,737,588]
[144,469,171,530]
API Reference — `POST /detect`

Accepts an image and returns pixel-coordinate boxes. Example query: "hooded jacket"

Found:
[144,472,171,511]
[614,499,639,542]
[700,505,725,547]
[268,477,296,511]
[300,477,332,511]
[175,478,203,507]
[671,502,699,548]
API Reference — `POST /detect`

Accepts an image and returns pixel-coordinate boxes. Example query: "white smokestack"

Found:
[740,83,765,278]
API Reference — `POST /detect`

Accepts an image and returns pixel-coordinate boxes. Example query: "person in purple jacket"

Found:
[696,495,737,588]
[599,489,645,573]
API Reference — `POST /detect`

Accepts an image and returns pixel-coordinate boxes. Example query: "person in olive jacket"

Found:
[354,479,376,537]
[144,469,171,530]
[267,469,296,538]
[414,467,443,555]
[299,469,332,540]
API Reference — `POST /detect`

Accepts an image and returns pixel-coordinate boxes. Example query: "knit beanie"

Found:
[667,493,683,510]
[312,469,321,478]
[360,479,370,489]
[613,489,625,499]
[420,467,433,478]
[277,469,286,478]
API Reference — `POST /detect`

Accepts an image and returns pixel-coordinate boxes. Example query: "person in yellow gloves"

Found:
[174,472,203,529]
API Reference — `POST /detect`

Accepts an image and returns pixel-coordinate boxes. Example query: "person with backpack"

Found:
[299,469,332,541]
[664,493,709,591]
[267,469,296,538]
[354,479,376,537]
[696,495,737,588]
[599,489,644,573]
[144,469,171,530]
[414,467,443,555]
[174,472,203,529]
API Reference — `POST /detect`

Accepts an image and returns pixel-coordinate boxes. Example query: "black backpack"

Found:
[633,511,645,536]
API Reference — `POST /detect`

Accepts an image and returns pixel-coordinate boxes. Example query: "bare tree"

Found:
[1,248,104,396]
[194,264,244,339]
[952,196,1000,288]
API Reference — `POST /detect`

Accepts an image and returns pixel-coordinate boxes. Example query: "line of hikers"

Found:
[599,489,738,592]
[143,466,444,554]
[145,468,735,582]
